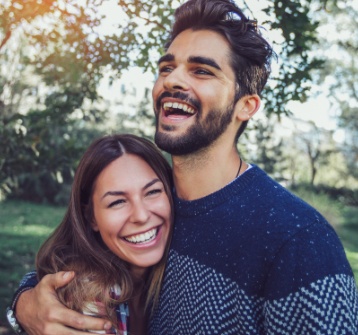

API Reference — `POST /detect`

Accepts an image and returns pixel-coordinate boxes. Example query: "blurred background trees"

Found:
[1,1,357,331]
[316,0,358,181]
[0,0,357,205]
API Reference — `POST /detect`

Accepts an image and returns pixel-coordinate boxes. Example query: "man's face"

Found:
[152,29,239,156]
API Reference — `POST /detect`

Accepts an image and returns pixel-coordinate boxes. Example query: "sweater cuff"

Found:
[11,271,38,311]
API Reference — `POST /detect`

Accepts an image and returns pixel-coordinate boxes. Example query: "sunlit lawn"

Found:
[0,199,357,333]
[0,200,65,333]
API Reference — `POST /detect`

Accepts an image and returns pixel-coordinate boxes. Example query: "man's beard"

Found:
[154,94,235,156]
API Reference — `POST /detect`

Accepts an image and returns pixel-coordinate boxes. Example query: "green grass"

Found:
[336,206,358,280]
[0,198,357,333]
[0,200,65,332]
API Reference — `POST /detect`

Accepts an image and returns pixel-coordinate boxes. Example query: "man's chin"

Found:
[154,132,176,154]
[155,131,208,156]
[155,132,185,155]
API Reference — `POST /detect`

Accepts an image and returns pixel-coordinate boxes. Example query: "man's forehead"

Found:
[159,29,231,65]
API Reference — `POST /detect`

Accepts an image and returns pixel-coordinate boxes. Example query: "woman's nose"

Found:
[129,200,150,224]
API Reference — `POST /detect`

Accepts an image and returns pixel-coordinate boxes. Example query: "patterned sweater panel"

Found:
[149,165,358,334]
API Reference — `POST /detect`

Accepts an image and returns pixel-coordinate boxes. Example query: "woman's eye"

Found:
[147,189,163,197]
[108,199,125,208]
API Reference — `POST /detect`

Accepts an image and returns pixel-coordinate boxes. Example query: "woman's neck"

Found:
[128,266,149,334]
[128,284,148,335]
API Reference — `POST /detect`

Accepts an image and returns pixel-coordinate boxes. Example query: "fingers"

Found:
[38,307,113,335]
[55,309,113,334]
[15,273,114,335]
[42,271,75,290]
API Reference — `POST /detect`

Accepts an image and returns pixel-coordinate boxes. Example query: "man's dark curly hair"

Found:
[166,0,276,139]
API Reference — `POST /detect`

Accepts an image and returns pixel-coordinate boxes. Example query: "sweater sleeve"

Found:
[10,271,38,311]
[263,222,358,335]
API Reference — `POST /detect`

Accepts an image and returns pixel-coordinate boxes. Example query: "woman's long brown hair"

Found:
[36,134,173,326]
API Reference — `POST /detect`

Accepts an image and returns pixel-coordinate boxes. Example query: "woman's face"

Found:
[91,154,171,277]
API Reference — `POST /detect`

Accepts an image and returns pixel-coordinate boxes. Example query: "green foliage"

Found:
[0,0,352,204]
[262,0,325,117]
[0,90,105,204]
[248,117,286,179]
[308,184,358,207]
[1,0,327,112]
[116,0,174,72]
[0,1,112,203]
[115,88,156,139]
[311,0,358,179]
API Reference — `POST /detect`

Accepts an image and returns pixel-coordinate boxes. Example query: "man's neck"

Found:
[171,144,243,201]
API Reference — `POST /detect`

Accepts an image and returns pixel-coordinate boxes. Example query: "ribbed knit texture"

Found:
[149,165,358,335]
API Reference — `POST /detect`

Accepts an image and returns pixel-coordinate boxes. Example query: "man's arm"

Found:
[14,272,113,335]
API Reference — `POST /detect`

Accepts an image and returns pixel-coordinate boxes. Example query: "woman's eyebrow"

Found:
[101,190,125,200]
[143,178,161,190]
[101,178,161,200]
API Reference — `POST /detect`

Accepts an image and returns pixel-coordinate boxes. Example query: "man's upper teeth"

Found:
[124,228,158,244]
[163,102,194,114]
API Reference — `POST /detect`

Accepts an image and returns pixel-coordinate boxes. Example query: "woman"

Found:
[36,134,173,335]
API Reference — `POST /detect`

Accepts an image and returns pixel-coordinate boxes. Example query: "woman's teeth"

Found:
[124,228,158,244]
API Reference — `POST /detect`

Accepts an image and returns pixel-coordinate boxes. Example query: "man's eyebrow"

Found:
[188,56,222,70]
[158,53,175,64]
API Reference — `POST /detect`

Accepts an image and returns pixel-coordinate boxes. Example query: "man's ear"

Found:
[235,94,261,121]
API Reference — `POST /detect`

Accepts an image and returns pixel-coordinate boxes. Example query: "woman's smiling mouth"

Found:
[123,227,159,244]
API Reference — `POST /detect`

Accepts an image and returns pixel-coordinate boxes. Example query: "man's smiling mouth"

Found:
[162,101,196,117]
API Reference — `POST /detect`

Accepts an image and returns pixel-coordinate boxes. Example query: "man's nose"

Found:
[129,200,150,224]
[163,68,189,92]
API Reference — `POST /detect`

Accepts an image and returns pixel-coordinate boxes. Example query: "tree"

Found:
[0,0,111,201]
[1,0,328,113]
[261,0,325,116]
[283,121,339,187]
[240,115,286,181]
[299,127,335,186]
[314,0,358,180]
[0,0,337,202]
[0,88,106,203]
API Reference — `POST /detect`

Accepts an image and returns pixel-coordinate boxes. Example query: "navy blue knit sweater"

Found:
[149,165,358,334]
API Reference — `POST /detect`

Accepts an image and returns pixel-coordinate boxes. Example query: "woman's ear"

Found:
[84,205,99,231]
[91,220,99,232]
[235,94,261,121]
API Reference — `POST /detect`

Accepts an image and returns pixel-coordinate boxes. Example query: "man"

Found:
[8,0,358,334]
